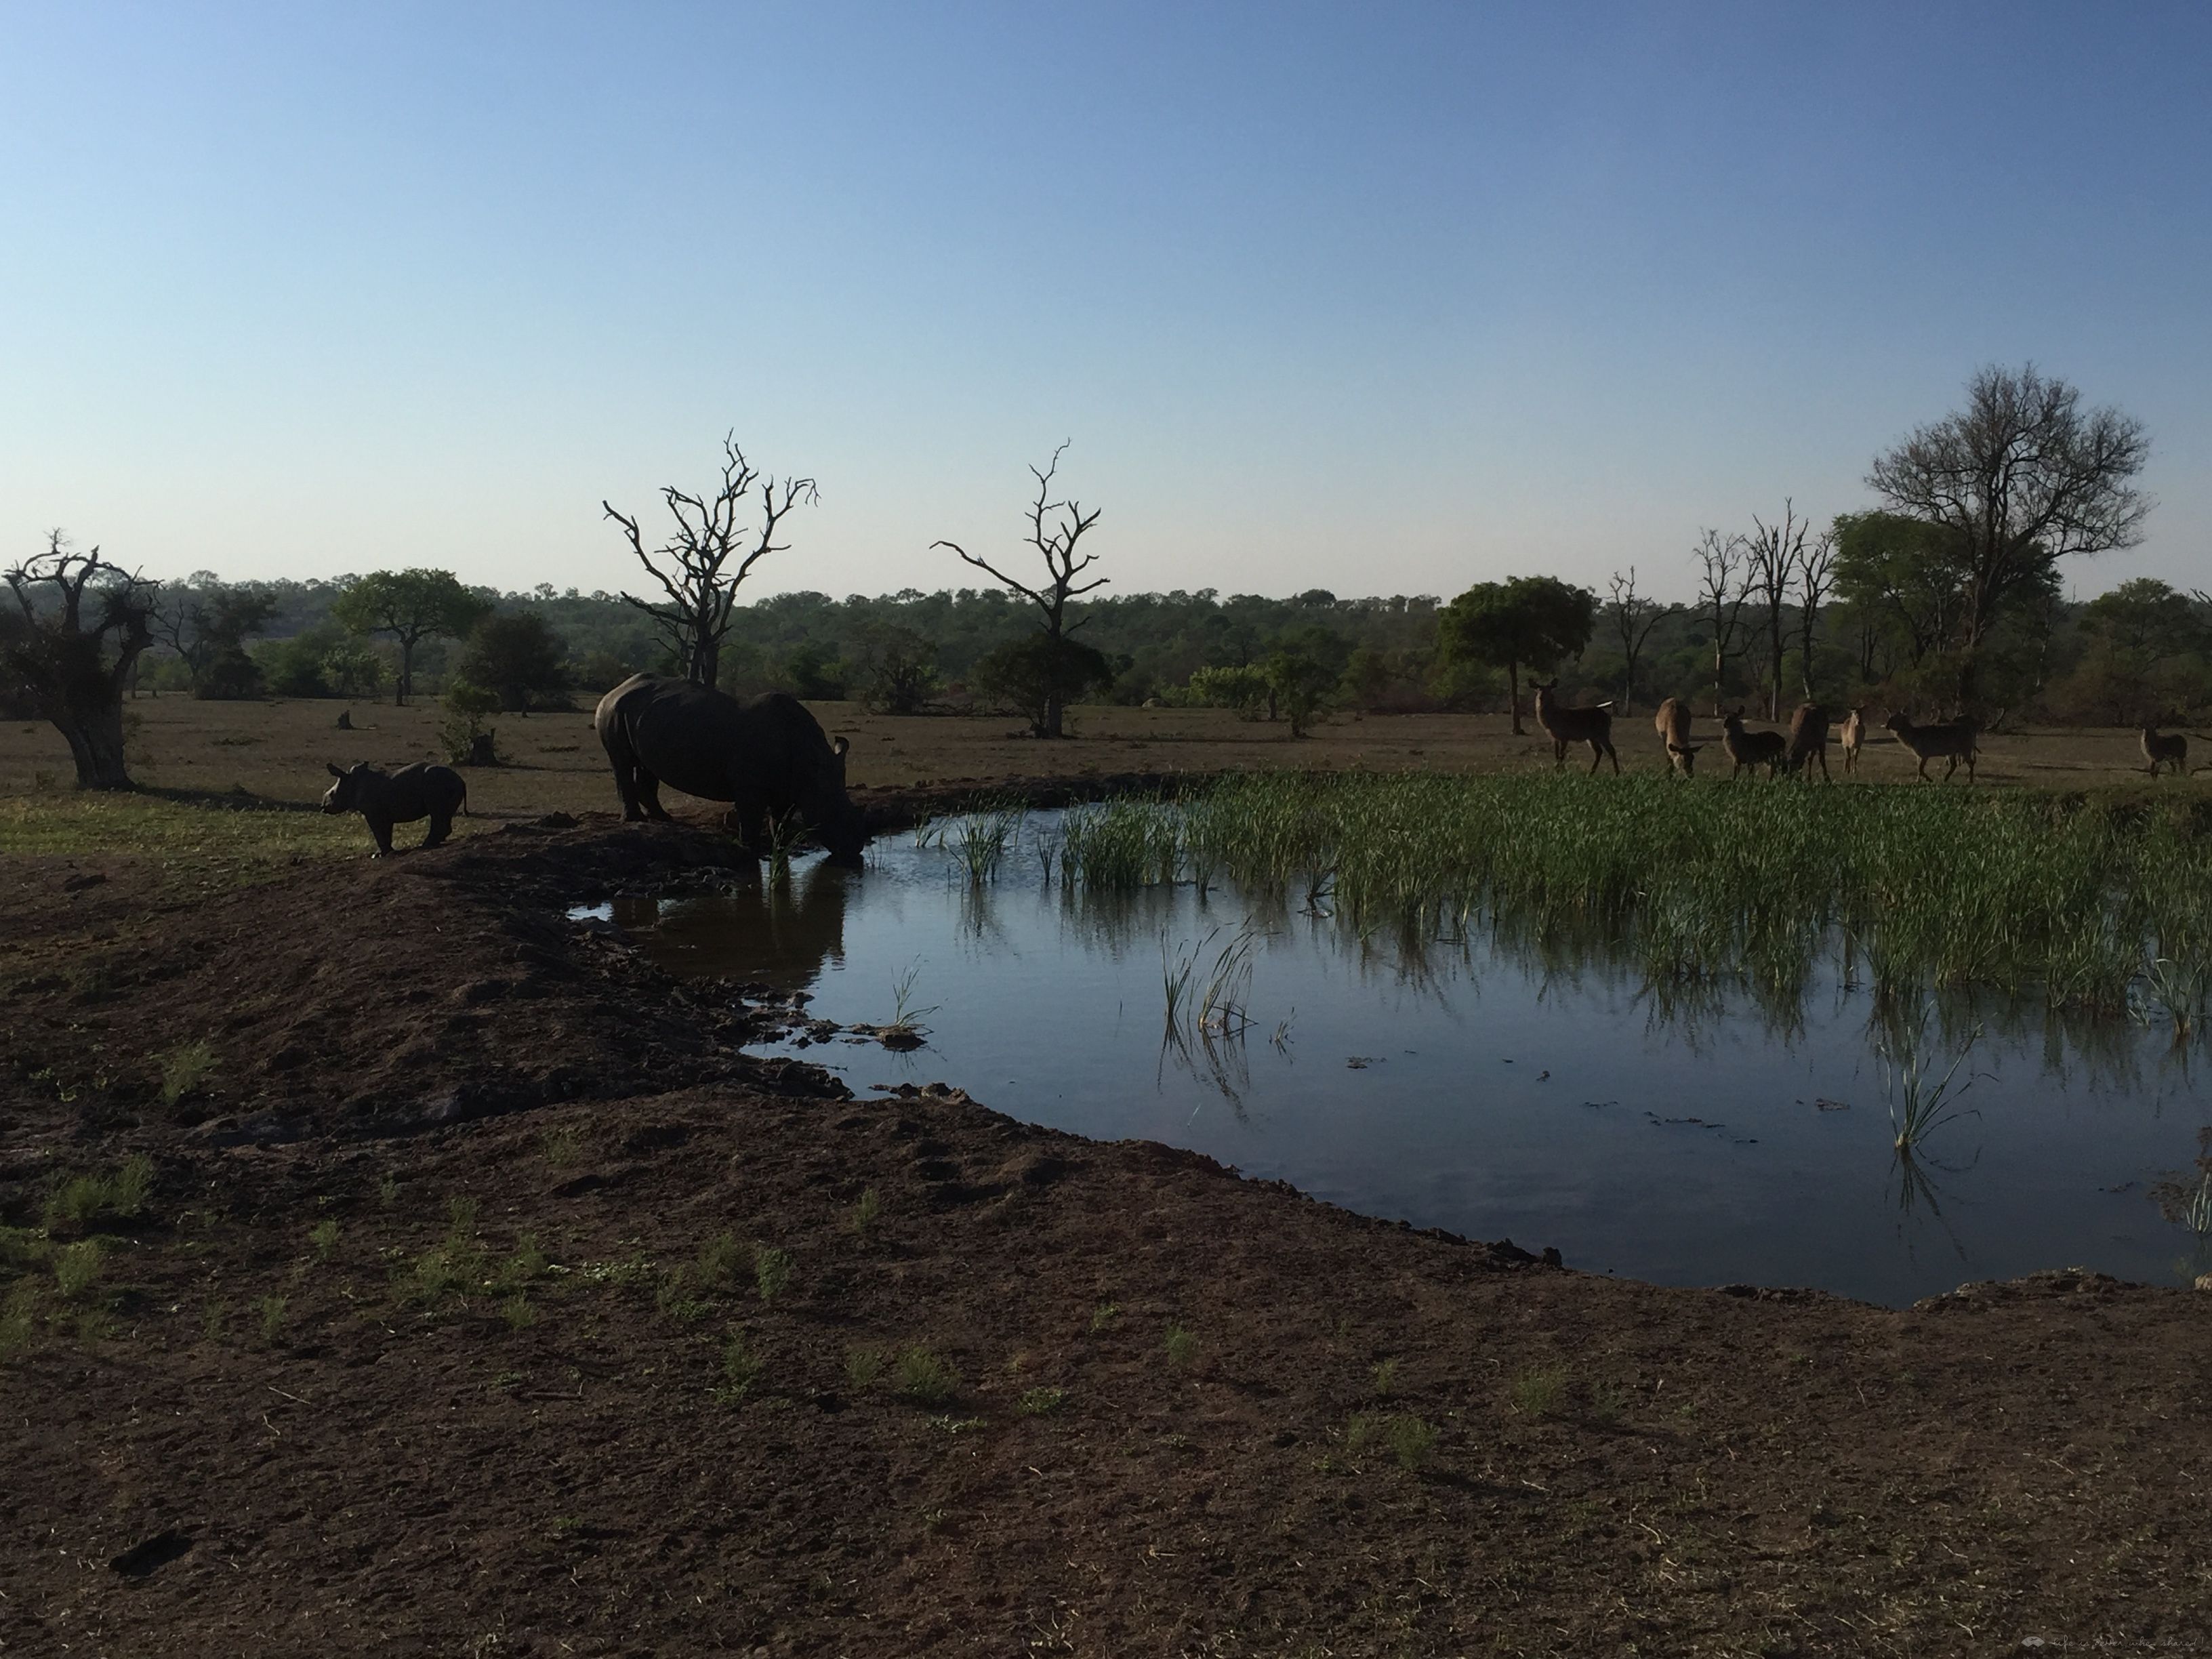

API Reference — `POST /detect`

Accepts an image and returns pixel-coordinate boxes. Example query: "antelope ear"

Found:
[327,762,345,777]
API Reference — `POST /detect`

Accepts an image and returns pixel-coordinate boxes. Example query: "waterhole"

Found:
[572,813,2212,1307]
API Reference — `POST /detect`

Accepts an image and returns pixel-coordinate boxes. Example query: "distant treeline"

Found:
[123,568,2212,728]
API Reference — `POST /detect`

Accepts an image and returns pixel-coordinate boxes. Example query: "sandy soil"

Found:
[4,811,2211,1656]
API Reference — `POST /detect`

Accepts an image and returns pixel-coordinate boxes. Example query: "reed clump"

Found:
[1047,775,2212,1019]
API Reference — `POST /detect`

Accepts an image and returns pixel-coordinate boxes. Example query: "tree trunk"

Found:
[1507,661,1523,736]
[1767,610,1784,720]
[54,703,132,790]
[395,638,413,705]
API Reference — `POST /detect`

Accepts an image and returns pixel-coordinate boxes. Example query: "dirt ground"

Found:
[4,798,2211,1656]
[2,694,2198,813]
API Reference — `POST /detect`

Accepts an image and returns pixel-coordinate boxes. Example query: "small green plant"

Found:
[1370,1357,1400,1397]
[499,1233,549,1289]
[695,1231,745,1290]
[1163,1324,1199,1371]
[848,1188,882,1234]
[546,1515,584,1542]
[309,1219,340,1263]
[884,964,939,1044]
[1088,1301,1120,1332]
[845,1345,887,1389]
[1589,1381,1633,1425]
[43,1155,156,1231]
[201,1298,229,1343]
[754,1246,795,1303]
[1881,1006,1984,1153]
[718,1328,763,1401]
[159,1040,217,1107]
[1016,1386,1067,1416]
[447,1196,480,1237]
[258,1293,290,1344]
[1,1283,41,1361]
[928,1414,987,1435]
[1509,1361,1569,1418]
[500,1293,537,1330]
[1386,1413,1438,1471]
[378,1173,401,1208]
[54,1240,103,1300]
[894,1345,960,1405]
[541,1126,583,1168]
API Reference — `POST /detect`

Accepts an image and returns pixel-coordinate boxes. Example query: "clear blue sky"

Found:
[2,1,2205,605]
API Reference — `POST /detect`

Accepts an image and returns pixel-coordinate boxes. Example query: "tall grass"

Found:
[1047,775,2212,1020]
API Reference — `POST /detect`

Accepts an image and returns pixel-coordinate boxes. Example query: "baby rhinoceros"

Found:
[321,761,468,857]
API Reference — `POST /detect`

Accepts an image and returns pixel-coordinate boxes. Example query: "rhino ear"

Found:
[832,735,849,760]
[327,762,345,777]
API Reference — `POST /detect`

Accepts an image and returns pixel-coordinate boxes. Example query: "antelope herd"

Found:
[1525,692,2200,782]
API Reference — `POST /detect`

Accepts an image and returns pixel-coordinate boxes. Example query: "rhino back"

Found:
[600,676,837,806]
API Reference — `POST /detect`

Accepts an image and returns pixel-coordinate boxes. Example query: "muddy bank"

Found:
[3,812,2211,1655]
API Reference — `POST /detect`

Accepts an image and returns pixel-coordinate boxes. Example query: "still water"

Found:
[576,819,2211,1307]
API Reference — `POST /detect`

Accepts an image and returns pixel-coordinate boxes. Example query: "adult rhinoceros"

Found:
[593,674,869,865]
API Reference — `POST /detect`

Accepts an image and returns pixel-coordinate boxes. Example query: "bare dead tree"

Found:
[1691,529,1753,718]
[1605,567,1673,714]
[605,433,817,687]
[2,531,159,789]
[1792,530,1839,702]
[931,442,1107,739]
[1744,501,1811,720]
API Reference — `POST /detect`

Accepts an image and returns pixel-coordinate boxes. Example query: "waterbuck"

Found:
[1653,697,1700,777]
[1720,708,1785,779]
[1532,680,1620,775]
[1784,703,1830,781]
[2142,724,2190,778]
[1839,707,1866,775]
[1884,712,1978,782]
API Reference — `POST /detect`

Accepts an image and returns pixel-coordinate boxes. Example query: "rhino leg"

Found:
[635,770,673,821]
[422,808,453,848]
[367,817,395,858]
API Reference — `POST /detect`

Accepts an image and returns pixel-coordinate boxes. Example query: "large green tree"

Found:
[454,611,571,711]
[331,569,493,704]
[1866,364,2150,703]
[1435,576,1597,735]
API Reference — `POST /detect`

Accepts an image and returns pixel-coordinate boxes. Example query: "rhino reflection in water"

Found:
[593,674,869,866]
[621,860,853,987]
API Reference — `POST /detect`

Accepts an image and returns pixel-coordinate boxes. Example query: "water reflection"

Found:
[603,827,2212,1306]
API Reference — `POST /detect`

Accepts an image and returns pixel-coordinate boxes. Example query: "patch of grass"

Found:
[499,1293,537,1330]
[1344,1410,1438,1471]
[696,1231,745,1288]
[43,1155,155,1232]
[1589,1381,1633,1426]
[308,1219,340,1263]
[753,1246,795,1304]
[1163,1324,1199,1371]
[1,1283,41,1361]
[540,1126,583,1168]
[446,1196,480,1237]
[1386,1413,1438,1471]
[378,1173,401,1208]
[201,1298,229,1343]
[1370,1357,1400,1397]
[159,1040,217,1107]
[1088,1300,1120,1332]
[258,1293,290,1344]
[894,1345,960,1405]
[848,1187,881,1234]
[53,1240,104,1300]
[718,1329,763,1402]
[845,1345,887,1389]
[0,792,390,890]
[1016,1386,1067,1416]
[1509,1361,1570,1419]
[497,1234,548,1290]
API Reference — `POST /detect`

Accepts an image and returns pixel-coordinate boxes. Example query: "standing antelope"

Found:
[1839,707,1866,775]
[1532,680,1620,775]
[1654,697,1700,777]
[1720,708,1785,779]
[1884,712,1978,782]
[2142,724,2190,777]
[1784,703,1830,781]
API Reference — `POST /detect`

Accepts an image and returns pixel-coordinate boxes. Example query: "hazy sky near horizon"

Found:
[3,1,2206,606]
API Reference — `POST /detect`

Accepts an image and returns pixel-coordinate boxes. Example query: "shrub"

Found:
[159,1042,216,1107]
[753,1246,795,1304]
[1163,1324,1199,1371]
[894,1345,960,1404]
[53,1240,103,1299]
